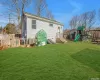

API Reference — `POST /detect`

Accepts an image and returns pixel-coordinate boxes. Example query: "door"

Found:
[56,27,60,38]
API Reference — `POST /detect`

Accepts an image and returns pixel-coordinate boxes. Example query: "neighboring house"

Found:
[64,29,77,40]
[22,12,64,43]
[63,29,70,39]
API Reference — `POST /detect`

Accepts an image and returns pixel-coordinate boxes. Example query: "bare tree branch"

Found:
[46,8,54,19]
[34,0,47,16]
[69,15,78,29]
[1,0,32,26]
[69,10,96,30]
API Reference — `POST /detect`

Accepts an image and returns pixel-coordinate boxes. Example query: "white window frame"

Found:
[49,23,53,27]
[32,20,36,29]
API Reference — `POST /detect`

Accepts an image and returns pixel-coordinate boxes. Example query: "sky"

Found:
[0,0,100,29]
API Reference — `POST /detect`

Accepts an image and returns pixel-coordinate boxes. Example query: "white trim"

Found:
[24,13,63,26]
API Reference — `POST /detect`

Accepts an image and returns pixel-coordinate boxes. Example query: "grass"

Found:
[72,49,100,72]
[0,42,100,80]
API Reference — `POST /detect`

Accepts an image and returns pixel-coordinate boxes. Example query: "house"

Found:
[22,12,64,44]
[63,29,70,39]
[63,29,77,40]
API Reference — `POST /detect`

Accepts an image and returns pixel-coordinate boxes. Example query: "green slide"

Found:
[74,34,80,42]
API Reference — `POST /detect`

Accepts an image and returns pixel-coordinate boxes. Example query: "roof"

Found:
[24,12,64,26]
[63,29,70,35]
[90,29,100,31]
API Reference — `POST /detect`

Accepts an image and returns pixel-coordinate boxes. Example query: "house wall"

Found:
[24,17,63,42]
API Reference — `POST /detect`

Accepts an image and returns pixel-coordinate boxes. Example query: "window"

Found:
[58,27,60,32]
[58,27,60,29]
[49,23,53,27]
[32,20,36,29]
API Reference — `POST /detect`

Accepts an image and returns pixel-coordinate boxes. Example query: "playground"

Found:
[0,42,100,80]
[64,26,100,44]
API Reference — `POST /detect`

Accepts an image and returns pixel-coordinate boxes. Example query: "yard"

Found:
[0,42,100,80]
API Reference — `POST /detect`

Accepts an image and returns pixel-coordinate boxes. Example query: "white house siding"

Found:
[24,17,63,43]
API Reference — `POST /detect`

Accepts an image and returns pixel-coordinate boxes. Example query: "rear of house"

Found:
[22,12,64,44]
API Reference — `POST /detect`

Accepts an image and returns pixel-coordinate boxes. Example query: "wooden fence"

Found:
[90,30,100,41]
[0,34,20,48]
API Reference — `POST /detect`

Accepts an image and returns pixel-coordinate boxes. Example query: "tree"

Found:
[87,10,96,29]
[80,12,88,27]
[98,9,100,21]
[4,23,16,34]
[1,0,32,28]
[69,10,96,30]
[46,9,54,19]
[34,0,54,18]
[69,19,73,29]
[80,11,96,29]
[69,15,78,29]
[35,0,47,16]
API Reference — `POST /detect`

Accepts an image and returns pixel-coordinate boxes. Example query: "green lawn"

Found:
[0,42,100,80]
